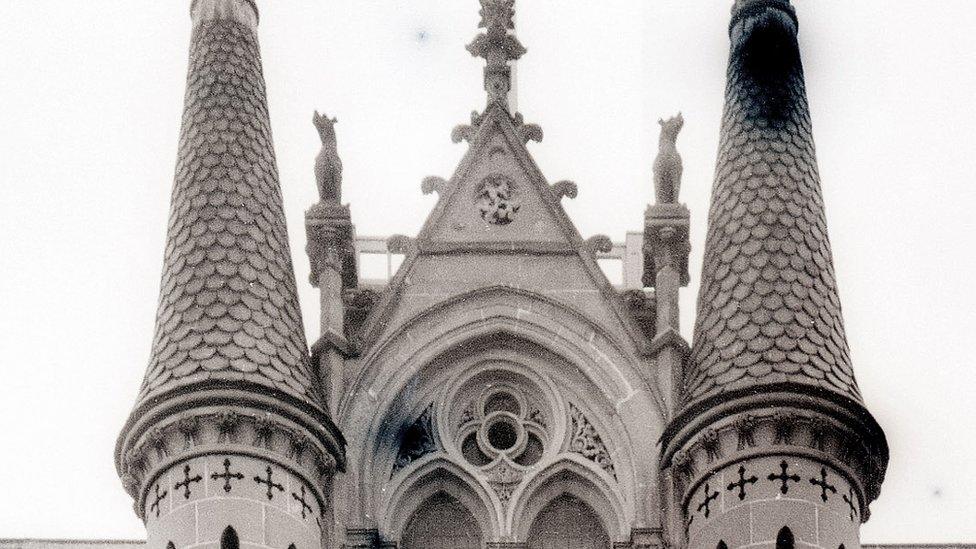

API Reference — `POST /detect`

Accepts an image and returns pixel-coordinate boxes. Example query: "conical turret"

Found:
[661,2,887,548]
[115,2,344,548]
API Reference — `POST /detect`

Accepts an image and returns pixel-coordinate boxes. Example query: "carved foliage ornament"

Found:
[476,174,520,225]
[568,403,617,480]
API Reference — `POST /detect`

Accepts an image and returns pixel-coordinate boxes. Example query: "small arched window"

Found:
[166,543,175,549]
[221,527,239,549]
[287,544,297,549]
[839,545,846,549]
[776,527,794,549]
[717,541,728,549]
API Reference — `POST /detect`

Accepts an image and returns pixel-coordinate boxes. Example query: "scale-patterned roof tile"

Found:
[683,1,862,409]
[134,19,319,409]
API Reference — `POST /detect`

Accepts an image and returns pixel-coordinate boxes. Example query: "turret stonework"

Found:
[115,2,344,549]
[660,2,887,549]
[115,2,889,549]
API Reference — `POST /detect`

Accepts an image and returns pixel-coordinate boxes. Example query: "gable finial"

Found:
[466,0,525,109]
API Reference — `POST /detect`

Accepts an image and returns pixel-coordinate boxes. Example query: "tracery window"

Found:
[401,491,483,549]
[387,363,623,546]
[458,386,546,467]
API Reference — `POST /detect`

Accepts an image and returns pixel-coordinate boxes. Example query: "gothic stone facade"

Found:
[109,2,890,549]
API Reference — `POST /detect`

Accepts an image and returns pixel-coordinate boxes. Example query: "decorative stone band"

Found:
[305,204,356,288]
[191,0,259,28]
[115,381,345,520]
[684,455,859,549]
[141,453,324,534]
[660,385,887,522]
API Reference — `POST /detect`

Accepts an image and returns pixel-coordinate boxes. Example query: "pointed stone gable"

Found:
[358,103,647,356]
[420,104,578,252]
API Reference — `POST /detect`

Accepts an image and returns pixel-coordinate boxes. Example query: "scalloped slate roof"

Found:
[683,4,862,408]
[135,19,318,407]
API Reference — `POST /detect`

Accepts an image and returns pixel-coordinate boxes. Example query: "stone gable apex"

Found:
[416,102,581,251]
[355,103,650,357]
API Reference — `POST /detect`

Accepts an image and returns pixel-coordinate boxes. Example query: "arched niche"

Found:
[511,458,627,541]
[342,286,660,529]
[382,458,498,541]
[401,491,483,549]
[527,494,611,549]
[356,331,644,522]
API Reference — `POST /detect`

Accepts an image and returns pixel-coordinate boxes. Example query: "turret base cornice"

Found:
[660,384,887,521]
[115,380,346,518]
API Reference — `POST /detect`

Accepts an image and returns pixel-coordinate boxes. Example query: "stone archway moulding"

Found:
[509,456,629,541]
[381,457,499,541]
[338,286,666,532]
[341,286,664,420]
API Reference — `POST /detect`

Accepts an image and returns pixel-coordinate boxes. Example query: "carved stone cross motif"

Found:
[696,483,719,518]
[768,460,801,495]
[726,465,758,501]
[843,488,859,522]
[292,485,313,519]
[150,483,168,518]
[211,458,244,493]
[810,467,837,502]
[254,466,284,500]
[175,464,202,499]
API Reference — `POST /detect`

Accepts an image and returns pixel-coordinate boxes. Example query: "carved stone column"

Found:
[643,203,691,413]
[306,203,356,416]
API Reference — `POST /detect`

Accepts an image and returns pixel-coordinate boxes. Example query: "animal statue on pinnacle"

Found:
[313,111,342,205]
[653,113,684,204]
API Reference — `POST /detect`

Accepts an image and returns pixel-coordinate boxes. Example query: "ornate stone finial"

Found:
[313,111,343,205]
[653,113,684,204]
[466,0,526,107]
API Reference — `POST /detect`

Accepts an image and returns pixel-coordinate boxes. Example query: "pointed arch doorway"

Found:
[527,494,611,549]
[401,491,483,549]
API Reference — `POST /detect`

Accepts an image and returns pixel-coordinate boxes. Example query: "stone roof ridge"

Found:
[129,9,323,417]
[681,0,862,410]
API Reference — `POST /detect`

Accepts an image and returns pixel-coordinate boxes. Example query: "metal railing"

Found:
[354,232,645,289]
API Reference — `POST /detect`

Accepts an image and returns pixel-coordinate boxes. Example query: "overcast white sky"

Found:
[1,0,975,543]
